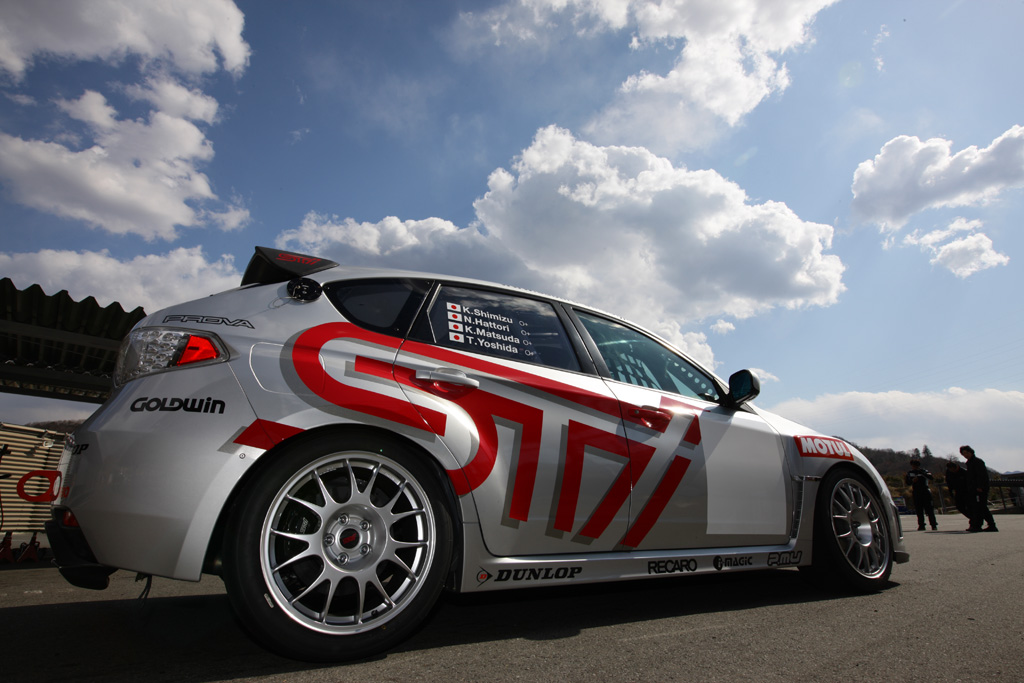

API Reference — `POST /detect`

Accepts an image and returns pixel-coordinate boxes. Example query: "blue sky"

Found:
[1,0,1022,473]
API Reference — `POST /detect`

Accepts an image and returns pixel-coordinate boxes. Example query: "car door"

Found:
[393,284,637,557]
[570,309,793,550]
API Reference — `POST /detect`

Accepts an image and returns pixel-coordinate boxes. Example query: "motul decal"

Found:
[794,435,854,460]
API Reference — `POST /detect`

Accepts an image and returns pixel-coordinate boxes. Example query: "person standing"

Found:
[960,445,998,532]
[945,460,970,520]
[905,458,938,530]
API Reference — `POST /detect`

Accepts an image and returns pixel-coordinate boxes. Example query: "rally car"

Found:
[47,246,908,661]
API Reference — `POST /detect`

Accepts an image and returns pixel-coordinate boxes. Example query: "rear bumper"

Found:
[44,510,116,590]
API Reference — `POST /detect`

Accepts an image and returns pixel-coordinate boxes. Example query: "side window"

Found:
[323,278,431,338]
[422,286,580,372]
[575,310,719,402]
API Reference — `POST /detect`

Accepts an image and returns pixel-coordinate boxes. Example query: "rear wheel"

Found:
[222,433,453,661]
[807,469,892,592]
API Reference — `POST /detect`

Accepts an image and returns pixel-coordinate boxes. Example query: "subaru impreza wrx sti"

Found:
[47,246,908,661]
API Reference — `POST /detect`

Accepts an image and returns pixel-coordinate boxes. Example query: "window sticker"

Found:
[433,288,579,371]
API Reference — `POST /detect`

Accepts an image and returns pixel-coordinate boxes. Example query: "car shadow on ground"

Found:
[1,567,870,682]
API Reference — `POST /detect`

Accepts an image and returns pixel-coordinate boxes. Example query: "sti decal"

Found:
[277,253,321,266]
[249,323,708,548]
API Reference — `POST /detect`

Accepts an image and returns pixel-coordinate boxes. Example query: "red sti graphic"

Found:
[795,435,854,460]
[271,322,705,548]
[276,253,321,265]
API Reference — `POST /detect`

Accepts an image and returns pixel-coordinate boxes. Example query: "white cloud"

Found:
[872,24,890,72]
[4,92,36,106]
[0,0,249,79]
[475,126,845,325]
[851,125,1024,231]
[904,217,1009,278]
[767,388,1024,474]
[749,368,779,384]
[455,0,838,152]
[276,212,543,290]
[0,247,240,311]
[0,3,251,240]
[0,93,219,240]
[278,126,845,367]
[124,77,220,124]
[711,320,735,335]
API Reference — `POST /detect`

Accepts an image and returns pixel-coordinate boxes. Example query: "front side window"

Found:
[324,278,431,337]
[421,286,580,371]
[575,310,719,402]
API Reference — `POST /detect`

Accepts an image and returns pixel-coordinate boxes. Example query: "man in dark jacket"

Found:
[906,459,937,530]
[945,460,970,519]
[960,445,998,532]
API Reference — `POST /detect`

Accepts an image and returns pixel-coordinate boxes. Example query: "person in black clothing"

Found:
[945,460,970,520]
[960,445,998,532]
[905,458,937,530]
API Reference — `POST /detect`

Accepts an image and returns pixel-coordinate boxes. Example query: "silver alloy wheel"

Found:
[828,477,890,579]
[259,451,437,634]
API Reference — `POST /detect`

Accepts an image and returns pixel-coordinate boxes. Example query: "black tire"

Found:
[222,432,453,661]
[807,468,893,593]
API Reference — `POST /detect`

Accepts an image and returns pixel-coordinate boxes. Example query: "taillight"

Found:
[178,335,220,365]
[114,327,227,386]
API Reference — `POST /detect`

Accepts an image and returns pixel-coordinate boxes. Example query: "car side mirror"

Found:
[726,369,760,408]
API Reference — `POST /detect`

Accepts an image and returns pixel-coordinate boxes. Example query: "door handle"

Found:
[629,405,673,431]
[413,368,479,397]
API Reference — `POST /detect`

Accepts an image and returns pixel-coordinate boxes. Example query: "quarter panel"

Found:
[58,365,258,580]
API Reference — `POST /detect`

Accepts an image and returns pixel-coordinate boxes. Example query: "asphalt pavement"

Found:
[1,514,1021,682]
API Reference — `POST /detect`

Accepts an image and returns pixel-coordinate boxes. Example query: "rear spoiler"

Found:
[240,246,338,286]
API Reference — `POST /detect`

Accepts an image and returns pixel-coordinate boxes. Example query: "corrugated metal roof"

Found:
[0,278,146,404]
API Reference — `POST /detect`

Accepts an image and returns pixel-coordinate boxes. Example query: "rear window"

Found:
[323,279,432,338]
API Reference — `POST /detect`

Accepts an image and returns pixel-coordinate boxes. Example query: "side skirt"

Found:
[456,523,813,593]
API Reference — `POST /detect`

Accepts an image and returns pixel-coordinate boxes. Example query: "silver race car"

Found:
[47,247,908,661]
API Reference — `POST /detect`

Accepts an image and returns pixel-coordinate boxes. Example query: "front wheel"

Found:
[806,469,893,592]
[222,432,453,661]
